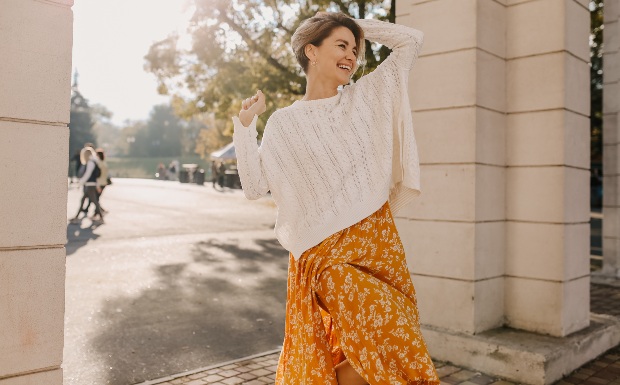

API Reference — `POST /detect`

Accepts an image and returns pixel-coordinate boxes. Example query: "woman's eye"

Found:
[339,44,346,49]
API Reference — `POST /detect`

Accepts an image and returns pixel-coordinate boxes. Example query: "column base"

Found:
[423,314,620,385]
[0,368,62,385]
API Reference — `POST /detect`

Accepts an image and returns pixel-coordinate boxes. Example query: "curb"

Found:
[132,349,282,385]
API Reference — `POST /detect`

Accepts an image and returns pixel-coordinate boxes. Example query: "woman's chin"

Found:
[338,77,351,86]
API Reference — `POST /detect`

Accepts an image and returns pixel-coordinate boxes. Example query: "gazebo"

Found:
[210,142,236,160]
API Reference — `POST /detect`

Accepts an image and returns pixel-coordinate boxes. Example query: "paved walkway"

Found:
[135,280,620,385]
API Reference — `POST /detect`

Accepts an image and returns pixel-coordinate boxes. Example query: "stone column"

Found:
[503,0,591,337]
[395,1,612,384]
[603,0,620,278]
[0,0,73,384]
[396,0,507,336]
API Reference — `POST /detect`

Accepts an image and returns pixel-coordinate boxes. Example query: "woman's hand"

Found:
[238,90,267,127]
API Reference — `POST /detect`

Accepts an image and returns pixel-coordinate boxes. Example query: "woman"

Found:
[95,148,110,213]
[79,148,110,215]
[233,12,438,385]
[72,147,104,223]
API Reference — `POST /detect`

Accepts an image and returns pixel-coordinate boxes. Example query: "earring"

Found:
[311,61,317,66]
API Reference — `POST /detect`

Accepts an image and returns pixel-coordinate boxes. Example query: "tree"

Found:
[590,0,604,164]
[91,104,122,157]
[144,0,394,143]
[146,104,183,157]
[69,86,96,158]
[116,104,185,158]
[193,112,230,160]
[117,120,146,157]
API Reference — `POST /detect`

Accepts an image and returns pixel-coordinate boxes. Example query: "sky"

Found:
[72,0,193,126]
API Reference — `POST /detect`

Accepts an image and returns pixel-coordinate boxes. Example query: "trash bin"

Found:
[179,170,189,183]
[195,169,205,185]
[224,170,240,188]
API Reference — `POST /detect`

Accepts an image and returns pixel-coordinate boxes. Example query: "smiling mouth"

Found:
[337,64,352,73]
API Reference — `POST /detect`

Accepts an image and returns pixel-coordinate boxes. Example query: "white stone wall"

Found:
[0,0,73,383]
[396,0,590,338]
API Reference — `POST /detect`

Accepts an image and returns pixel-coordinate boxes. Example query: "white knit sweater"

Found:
[233,18,424,260]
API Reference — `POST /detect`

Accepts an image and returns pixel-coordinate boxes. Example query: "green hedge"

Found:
[83,156,213,179]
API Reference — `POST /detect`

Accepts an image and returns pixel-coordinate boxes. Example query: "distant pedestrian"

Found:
[82,149,110,215]
[156,163,167,180]
[95,149,110,213]
[71,147,104,223]
[211,161,219,188]
[74,143,94,181]
[218,162,226,188]
[167,161,178,181]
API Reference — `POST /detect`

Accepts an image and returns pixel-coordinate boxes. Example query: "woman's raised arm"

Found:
[355,18,424,70]
[232,91,270,200]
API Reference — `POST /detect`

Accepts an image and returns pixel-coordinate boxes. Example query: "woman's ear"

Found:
[304,44,316,62]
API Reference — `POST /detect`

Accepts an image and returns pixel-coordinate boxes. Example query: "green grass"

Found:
[104,156,213,179]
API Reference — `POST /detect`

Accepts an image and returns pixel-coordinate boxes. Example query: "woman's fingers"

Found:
[242,95,258,110]
[239,91,265,115]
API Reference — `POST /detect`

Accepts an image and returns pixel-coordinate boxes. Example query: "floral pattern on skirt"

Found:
[275,202,440,385]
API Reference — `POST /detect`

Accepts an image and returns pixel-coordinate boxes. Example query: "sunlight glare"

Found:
[72,0,194,125]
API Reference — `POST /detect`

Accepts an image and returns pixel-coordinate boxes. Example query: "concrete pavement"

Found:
[64,179,288,385]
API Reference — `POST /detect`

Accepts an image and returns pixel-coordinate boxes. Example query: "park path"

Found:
[64,179,288,385]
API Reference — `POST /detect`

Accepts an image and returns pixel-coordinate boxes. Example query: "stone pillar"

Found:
[395,1,616,384]
[397,0,506,336]
[0,0,73,384]
[603,0,620,278]
[503,0,591,337]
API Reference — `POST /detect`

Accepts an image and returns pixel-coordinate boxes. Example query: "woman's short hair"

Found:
[291,12,365,74]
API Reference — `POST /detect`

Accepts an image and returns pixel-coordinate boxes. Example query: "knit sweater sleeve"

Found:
[232,114,270,200]
[354,18,425,212]
[355,18,423,70]
[78,160,95,186]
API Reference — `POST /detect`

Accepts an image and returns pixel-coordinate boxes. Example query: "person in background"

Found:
[71,147,104,223]
[95,149,109,213]
[211,161,219,189]
[80,148,110,215]
[74,143,96,182]
[156,163,167,180]
[168,161,178,181]
[218,162,226,188]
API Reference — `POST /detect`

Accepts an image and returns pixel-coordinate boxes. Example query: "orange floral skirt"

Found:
[275,202,440,385]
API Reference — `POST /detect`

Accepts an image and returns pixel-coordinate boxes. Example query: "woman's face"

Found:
[309,26,358,87]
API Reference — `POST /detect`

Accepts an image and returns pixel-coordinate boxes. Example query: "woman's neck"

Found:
[303,78,339,101]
